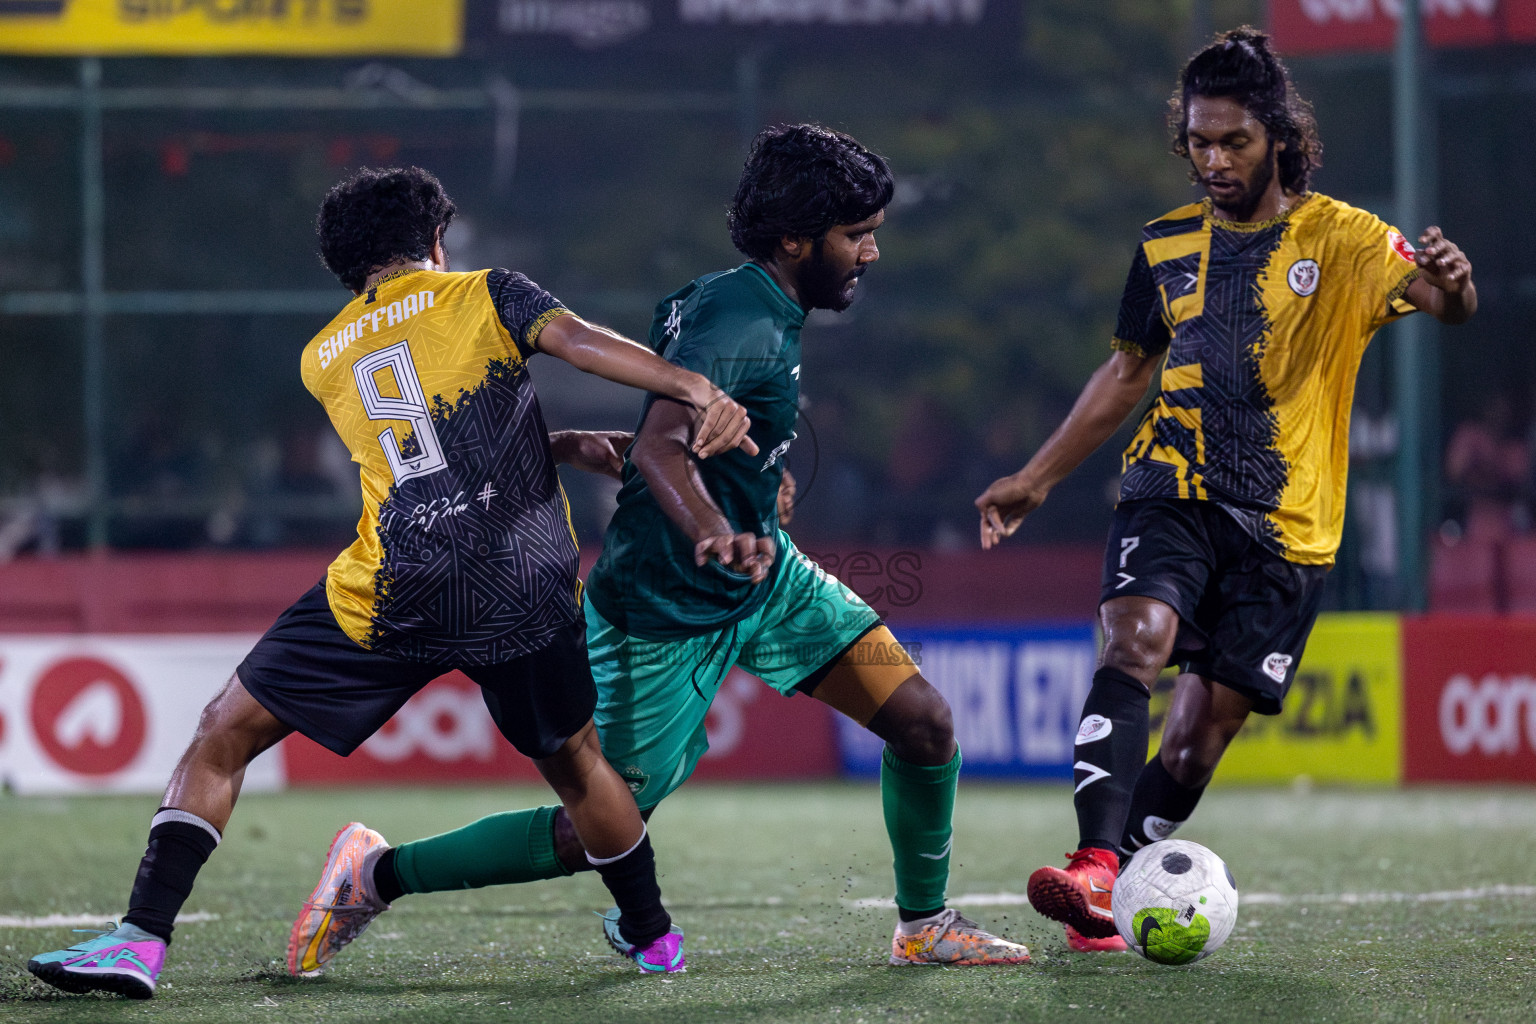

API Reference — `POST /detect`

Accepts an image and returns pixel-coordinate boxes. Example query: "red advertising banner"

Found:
[1402,616,1536,782]
[689,670,841,781]
[280,668,837,786]
[279,671,544,785]
[0,632,836,793]
[1515,0,1536,38]
[1269,0,1533,56]
[0,636,283,794]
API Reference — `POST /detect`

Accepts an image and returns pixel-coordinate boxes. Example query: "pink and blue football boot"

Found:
[27,922,166,999]
[599,907,685,973]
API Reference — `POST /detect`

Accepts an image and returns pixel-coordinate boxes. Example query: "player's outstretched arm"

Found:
[549,430,633,480]
[975,348,1158,550]
[534,315,759,459]
[629,398,774,583]
[1405,226,1477,325]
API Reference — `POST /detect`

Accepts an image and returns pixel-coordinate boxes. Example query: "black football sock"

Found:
[588,829,671,947]
[123,809,222,943]
[1072,667,1151,854]
[1120,753,1207,857]
[371,847,406,904]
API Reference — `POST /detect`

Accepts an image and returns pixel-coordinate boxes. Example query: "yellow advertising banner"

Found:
[1149,613,1403,785]
[0,0,463,56]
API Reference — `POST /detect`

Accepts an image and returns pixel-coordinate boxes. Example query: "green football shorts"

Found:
[586,531,881,810]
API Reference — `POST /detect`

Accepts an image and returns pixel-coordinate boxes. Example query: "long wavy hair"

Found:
[1170,27,1323,195]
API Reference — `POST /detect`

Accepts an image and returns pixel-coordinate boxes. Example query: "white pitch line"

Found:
[0,912,219,929]
[849,894,1032,909]
[849,885,1536,911]
[1243,885,1536,906]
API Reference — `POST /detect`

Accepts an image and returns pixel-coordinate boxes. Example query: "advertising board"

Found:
[0,634,836,792]
[839,615,1399,784]
[0,0,464,56]
[283,666,838,786]
[1269,0,1536,55]
[1152,613,1403,785]
[1403,616,1536,783]
[0,635,282,794]
[837,623,1097,779]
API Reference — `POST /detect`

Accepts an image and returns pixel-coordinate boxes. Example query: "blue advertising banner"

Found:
[839,623,1096,779]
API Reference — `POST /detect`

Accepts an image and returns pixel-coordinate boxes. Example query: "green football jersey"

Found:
[586,263,804,640]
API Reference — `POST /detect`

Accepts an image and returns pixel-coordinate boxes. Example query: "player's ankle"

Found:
[370,847,405,904]
[895,906,947,935]
[588,830,671,946]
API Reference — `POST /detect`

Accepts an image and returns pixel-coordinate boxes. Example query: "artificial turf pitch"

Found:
[1,783,1533,1023]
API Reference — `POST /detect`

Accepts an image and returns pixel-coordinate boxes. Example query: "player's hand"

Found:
[776,467,797,526]
[974,472,1047,550]
[549,430,633,479]
[1414,226,1472,294]
[687,382,758,459]
[695,531,776,583]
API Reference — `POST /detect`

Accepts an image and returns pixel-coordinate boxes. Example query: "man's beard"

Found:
[1205,140,1276,220]
[795,243,863,312]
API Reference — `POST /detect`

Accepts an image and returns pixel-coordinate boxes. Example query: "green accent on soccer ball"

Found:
[1132,907,1211,965]
[1199,896,1207,904]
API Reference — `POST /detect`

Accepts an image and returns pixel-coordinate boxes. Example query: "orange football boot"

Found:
[287,822,391,976]
[889,909,1031,965]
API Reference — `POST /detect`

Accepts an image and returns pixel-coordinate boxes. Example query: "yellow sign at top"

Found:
[0,0,464,56]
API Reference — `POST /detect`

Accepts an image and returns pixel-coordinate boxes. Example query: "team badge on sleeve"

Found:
[1388,230,1416,263]
[1286,259,1319,296]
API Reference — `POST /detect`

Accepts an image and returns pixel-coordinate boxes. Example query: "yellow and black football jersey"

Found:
[1112,193,1420,566]
[301,267,579,665]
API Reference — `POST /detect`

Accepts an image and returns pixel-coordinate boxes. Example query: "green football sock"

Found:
[881,745,961,918]
[390,806,572,895]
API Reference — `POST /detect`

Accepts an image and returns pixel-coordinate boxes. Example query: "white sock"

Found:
[585,825,647,867]
[150,808,222,846]
[896,909,949,936]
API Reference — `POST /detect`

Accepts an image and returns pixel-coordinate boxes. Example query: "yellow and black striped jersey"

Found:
[301,267,579,665]
[1112,193,1420,565]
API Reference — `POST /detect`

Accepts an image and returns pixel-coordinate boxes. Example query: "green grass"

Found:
[2,784,1534,1022]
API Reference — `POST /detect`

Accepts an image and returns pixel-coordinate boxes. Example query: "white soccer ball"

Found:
[1112,839,1239,965]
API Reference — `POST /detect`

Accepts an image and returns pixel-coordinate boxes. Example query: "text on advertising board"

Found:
[0,0,465,56]
[1269,0,1536,54]
[1151,613,1402,785]
[1439,674,1536,758]
[1403,616,1536,782]
[838,624,1096,779]
[281,667,838,785]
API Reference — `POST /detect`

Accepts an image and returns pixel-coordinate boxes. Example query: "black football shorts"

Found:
[1098,498,1329,715]
[236,582,596,759]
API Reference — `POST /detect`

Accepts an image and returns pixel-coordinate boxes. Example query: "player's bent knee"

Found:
[532,721,604,794]
[1099,602,1178,682]
[1100,641,1166,685]
[868,674,956,767]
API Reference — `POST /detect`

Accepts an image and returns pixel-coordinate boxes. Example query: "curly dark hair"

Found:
[316,166,458,292]
[1170,27,1322,195]
[728,124,894,261]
